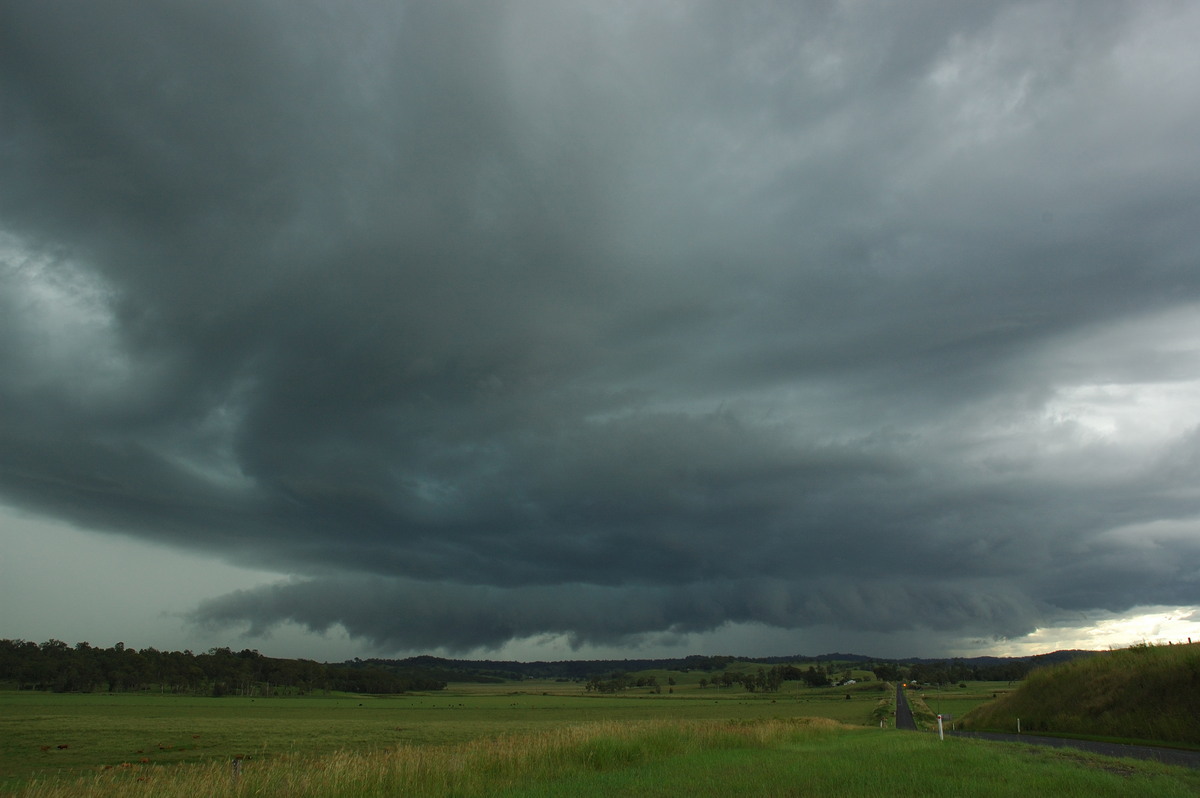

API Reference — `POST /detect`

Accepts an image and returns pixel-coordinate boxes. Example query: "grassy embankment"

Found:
[960,642,1200,746]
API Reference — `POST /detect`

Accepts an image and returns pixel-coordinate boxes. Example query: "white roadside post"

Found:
[937,714,944,741]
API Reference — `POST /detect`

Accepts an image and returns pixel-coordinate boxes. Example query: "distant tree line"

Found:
[706,666,789,692]
[582,659,1065,695]
[869,657,1044,685]
[586,664,848,694]
[0,640,446,695]
[694,664,844,692]
[363,651,1087,684]
[585,672,665,693]
[0,641,1090,695]
[374,653,757,683]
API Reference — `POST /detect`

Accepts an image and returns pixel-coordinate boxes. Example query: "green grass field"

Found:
[2,674,1194,796]
[0,679,887,786]
[905,682,1018,730]
[7,713,1200,798]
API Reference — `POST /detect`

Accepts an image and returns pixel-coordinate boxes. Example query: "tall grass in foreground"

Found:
[15,718,829,798]
[960,643,1200,744]
[14,717,1200,798]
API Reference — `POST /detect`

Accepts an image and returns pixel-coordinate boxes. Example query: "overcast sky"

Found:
[2,0,1200,663]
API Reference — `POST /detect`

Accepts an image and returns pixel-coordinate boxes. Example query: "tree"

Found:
[802,665,831,688]
[872,662,901,682]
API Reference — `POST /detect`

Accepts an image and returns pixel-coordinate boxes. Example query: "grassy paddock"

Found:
[913,682,1017,728]
[0,681,897,770]
[11,717,1200,798]
[0,686,883,788]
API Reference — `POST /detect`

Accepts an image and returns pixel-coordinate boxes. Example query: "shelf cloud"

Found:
[3,0,1200,656]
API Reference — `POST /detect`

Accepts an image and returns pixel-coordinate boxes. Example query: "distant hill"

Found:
[351,654,746,683]
[0,638,1102,695]
[959,642,1200,745]
[352,649,1097,684]
[901,650,1093,668]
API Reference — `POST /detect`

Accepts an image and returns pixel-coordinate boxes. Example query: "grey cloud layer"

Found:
[194,576,1042,653]
[2,0,1199,653]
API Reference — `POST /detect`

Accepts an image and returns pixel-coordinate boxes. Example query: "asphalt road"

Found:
[894,683,916,730]
[947,731,1200,770]
[892,683,1199,769]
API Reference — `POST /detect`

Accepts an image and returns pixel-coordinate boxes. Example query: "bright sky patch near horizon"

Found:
[2,0,1200,664]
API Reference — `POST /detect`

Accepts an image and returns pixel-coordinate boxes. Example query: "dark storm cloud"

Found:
[194,575,1040,653]
[3,0,1200,653]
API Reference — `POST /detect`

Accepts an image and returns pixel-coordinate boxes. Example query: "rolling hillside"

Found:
[959,642,1200,745]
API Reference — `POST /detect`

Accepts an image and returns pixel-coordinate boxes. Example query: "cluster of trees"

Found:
[698,667,786,692]
[0,640,446,695]
[584,672,673,693]
[697,664,846,692]
[870,657,1043,685]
